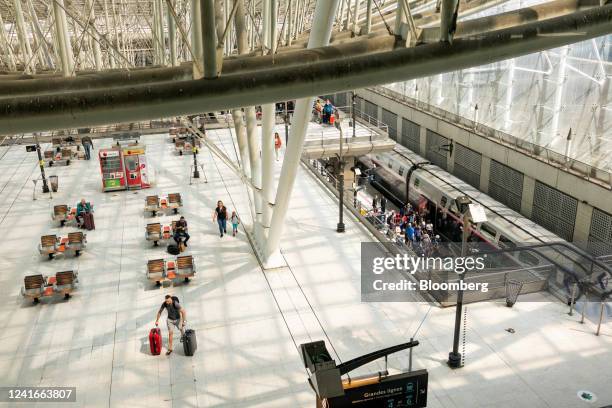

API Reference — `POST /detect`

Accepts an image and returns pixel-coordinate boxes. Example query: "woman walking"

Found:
[274,132,282,161]
[212,200,228,238]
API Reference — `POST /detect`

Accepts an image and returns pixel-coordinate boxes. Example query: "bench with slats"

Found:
[147,259,166,284]
[66,232,86,254]
[146,223,163,245]
[40,235,58,252]
[144,195,160,215]
[176,255,195,281]
[167,193,182,213]
[22,275,45,301]
[55,271,78,298]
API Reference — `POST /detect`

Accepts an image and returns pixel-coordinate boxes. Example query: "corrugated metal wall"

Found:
[532,181,578,241]
[488,159,524,212]
[453,143,482,188]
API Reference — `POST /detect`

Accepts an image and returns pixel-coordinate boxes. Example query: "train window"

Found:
[498,235,516,248]
[414,178,420,188]
[387,159,393,169]
[398,166,405,176]
[440,195,447,208]
[480,223,497,238]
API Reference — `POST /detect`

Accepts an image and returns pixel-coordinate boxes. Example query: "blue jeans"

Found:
[84,144,91,160]
[217,219,227,235]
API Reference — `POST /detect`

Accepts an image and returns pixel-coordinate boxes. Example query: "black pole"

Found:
[352,91,357,138]
[34,134,49,193]
[337,110,345,233]
[192,134,200,178]
[284,102,289,146]
[448,210,469,368]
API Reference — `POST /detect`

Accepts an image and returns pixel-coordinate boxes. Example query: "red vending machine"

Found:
[122,145,151,190]
[99,148,127,191]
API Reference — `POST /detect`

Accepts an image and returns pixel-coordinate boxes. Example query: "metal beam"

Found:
[201,0,218,77]
[0,6,610,133]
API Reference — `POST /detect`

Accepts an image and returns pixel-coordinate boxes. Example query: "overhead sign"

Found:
[324,370,428,408]
[468,203,487,223]
[25,145,37,152]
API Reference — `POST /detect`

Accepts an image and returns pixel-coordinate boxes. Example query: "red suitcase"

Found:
[149,328,162,355]
[82,212,95,230]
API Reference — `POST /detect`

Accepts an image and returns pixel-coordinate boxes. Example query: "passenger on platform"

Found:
[76,198,92,227]
[322,100,334,124]
[372,195,379,211]
[380,196,387,213]
[274,132,282,161]
[81,135,93,160]
[173,216,190,247]
[405,223,415,246]
[231,211,240,237]
[313,100,323,122]
[155,295,186,356]
[213,201,228,238]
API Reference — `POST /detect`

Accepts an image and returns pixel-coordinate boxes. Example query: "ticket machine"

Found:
[122,145,150,190]
[99,148,126,191]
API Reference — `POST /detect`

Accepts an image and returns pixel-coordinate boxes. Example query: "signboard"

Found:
[104,179,122,189]
[26,145,37,152]
[324,370,428,408]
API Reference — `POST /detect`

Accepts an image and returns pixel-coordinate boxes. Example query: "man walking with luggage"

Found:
[155,295,186,355]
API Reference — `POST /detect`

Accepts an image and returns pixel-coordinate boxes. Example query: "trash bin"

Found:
[49,175,58,192]
[505,279,523,307]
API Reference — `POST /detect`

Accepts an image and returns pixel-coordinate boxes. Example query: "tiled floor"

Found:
[0,127,610,408]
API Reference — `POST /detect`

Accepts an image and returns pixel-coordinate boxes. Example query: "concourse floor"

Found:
[0,128,610,408]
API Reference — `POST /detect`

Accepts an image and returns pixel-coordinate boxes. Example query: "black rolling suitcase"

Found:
[181,328,197,356]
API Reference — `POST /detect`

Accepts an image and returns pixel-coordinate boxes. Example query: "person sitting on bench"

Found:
[76,198,92,227]
[173,216,190,247]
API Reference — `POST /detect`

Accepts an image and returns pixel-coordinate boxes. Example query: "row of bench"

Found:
[22,271,78,304]
[39,232,87,259]
[145,221,184,246]
[147,255,195,286]
[145,194,183,216]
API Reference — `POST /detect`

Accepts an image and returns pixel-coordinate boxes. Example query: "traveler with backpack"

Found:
[155,295,186,355]
[173,216,190,247]
[212,200,228,238]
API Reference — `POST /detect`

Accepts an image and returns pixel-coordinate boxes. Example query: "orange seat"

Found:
[166,271,176,279]
[43,287,54,296]
[47,276,56,285]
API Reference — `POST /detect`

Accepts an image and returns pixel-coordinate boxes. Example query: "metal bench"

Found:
[39,235,59,259]
[21,275,46,303]
[145,195,160,216]
[66,232,86,255]
[176,255,196,282]
[52,205,75,226]
[55,271,78,299]
[146,223,162,245]
[147,259,166,285]
[167,193,182,214]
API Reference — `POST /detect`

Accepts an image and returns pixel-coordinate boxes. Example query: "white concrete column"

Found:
[245,106,262,227]
[364,0,373,34]
[265,0,339,265]
[14,0,34,73]
[167,0,178,66]
[261,104,275,233]
[87,0,103,70]
[0,13,17,71]
[52,0,74,76]
[191,0,203,77]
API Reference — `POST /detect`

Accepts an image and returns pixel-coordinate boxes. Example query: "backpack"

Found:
[171,296,180,307]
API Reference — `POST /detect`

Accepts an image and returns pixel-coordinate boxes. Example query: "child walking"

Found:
[231,211,240,236]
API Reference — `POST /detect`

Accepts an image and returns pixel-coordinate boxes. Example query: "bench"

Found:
[22,275,46,302]
[39,235,59,259]
[167,193,182,213]
[146,223,162,245]
[66,232,86,255]
[55,271,78,298]
[176,255,196,281]
[145,195,160,216]
[147,259,166,285]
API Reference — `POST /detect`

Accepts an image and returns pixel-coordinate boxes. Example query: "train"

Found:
[356,144,608,298]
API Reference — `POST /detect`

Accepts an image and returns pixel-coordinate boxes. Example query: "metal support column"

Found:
[191,0,204,77]
[440,0,459,43]
[53,0,75,76]
[265,0,339,266]
[364,0,373,35]
[168,0,178,66]
[201,0,218,78]
[0,13,17,71]
[550,45,569,146]
[14,0,34,73]
[87,0,103,70]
